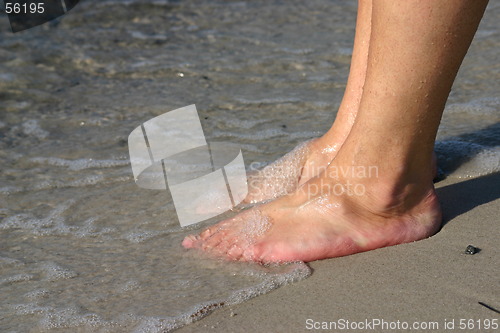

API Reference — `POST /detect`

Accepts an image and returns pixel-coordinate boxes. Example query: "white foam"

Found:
[235,97,302,104]
[0,256,24,268]
[124,231,162,243]
[445,97,500,116]
[435,140,500,178]
[119,280,140,292]
[280,47,314,55]
[0,274,34,285]
[1,216,311,333]
[22,119,49,140]
[13,303,52,316]
[38,306,120,331]
[29,157,130,170]
[7,260,308,333]
[240,209,272,242]
[133,316,181,333]
[227,261,311,303]
[24,289,50,300]
[0,186,24,194]
[213,128,286,140]
[289,131,322,140]
[337,47,353,56]
[246,140,311,203]
[28,175,131,192]
[1,201,115,237]
[132,261,311,332]
[129,31,168,41]
[39,262,78,282]
[1,201,73,234]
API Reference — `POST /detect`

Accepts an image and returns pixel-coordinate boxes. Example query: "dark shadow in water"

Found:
[435,122,500,176]
[436,172,500,227]
[452,122,500,148]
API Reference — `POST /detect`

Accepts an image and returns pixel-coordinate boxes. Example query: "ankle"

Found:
[362,179,437,215]
[324,162,437,215]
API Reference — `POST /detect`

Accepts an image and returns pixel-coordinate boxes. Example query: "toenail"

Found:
[185,235,198,242]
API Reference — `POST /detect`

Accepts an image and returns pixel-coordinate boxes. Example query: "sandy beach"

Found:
[179,175,500,332]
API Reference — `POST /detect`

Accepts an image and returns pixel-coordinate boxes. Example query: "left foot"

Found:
[243,136,342,204]
[183,162,442,263]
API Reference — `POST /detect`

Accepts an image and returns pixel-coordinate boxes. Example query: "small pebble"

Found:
[465,245,480,255]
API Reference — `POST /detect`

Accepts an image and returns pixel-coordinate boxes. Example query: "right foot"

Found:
[184,159,442,263]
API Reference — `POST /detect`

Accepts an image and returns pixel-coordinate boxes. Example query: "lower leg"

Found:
[310,0,372,158]
[184,0,488,262]
[300,0,373,179]
[245,1,372,203]
[335,0,489,209]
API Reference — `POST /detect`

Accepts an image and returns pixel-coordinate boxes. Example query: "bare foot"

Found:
[244,136,342,204]
[183,162,442,263]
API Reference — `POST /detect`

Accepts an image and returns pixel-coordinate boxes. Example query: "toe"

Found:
[182,234,199,248]
[226,244,244,260]
[241,245,257,262]
[210,236,240,257]
[201,231,226,251]
[199,226,215,240]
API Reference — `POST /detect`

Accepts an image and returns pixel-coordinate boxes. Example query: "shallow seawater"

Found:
[0,0,499,332]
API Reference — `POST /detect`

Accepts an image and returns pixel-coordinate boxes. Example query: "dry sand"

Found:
[178,173,500,332]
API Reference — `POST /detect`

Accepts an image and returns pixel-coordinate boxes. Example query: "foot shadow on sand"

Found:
[436,172,500,227]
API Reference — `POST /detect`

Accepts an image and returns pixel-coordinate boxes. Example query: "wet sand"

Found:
[179,175,500,332]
